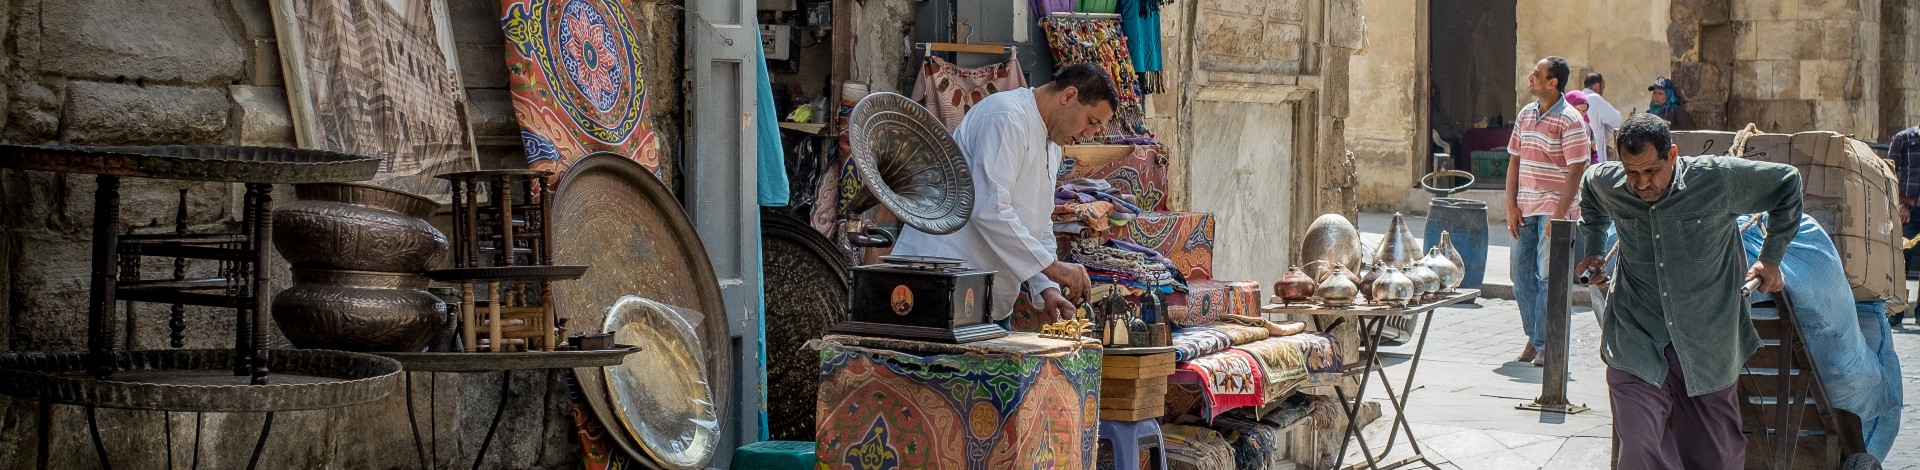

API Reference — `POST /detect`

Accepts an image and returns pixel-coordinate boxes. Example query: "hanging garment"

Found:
[1040,16,1152,138]
[909,55,1028,130]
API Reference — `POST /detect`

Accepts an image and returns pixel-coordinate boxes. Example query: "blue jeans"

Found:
[1513,215,1587,350]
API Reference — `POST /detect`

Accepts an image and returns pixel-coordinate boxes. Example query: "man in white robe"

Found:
[892,63,1118,324]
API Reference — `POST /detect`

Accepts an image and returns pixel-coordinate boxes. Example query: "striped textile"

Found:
[1506,100,1592,218]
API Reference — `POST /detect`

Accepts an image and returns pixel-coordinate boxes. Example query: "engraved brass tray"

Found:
[603,297,718,470]
[0,349,400,412]
[0,144,380,182]
[550,153,730,465]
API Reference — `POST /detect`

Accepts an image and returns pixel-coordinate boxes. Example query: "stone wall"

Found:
[1882,0,1919,135]
[1671,0,1909,140]
[0,0,683,467]
[1515,0,1673,116]
[1346,0,1421,211]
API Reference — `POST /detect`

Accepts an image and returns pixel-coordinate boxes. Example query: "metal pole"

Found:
[1519,219,1589,414]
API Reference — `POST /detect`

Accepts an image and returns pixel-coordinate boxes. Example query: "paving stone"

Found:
[1510,439,1565,467]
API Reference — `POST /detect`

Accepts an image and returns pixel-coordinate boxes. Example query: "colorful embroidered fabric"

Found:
[1106,211,1215,281]
[1234,337,1309,402]
[909,55,1027,131]
[1040,16,1152,139]
[502,0,661,181]
[570,377,641,470]
[1209,322,1271,345]
[1225,280,1263,318]
[1162,424,1237,470]
[1052,201,1117,231]
[1170,327,1233,362]
[815,338,1102,469]
[1058,144,1170,212]
[1168,349,1265,419]
[1210,413,1290,470]
[1168,280,1228,327]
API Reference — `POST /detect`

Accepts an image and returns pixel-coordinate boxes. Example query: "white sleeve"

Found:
[958,113,1056,283]
[1025,272,1060,307]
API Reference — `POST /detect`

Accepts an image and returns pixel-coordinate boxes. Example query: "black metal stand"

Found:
[1265,290,1479,470]
[402,368,578,470]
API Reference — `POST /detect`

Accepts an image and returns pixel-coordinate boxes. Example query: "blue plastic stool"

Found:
[1098,419,1167,470]
[730,440,815,470]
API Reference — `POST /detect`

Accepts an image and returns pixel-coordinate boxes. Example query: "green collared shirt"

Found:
[1577,156,1802,396]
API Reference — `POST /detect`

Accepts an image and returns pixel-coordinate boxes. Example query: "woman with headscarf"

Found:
[1646,76,1697,130]
[1564,90,1602,163]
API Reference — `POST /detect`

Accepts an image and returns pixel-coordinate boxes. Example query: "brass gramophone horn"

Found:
[842,92,975,247]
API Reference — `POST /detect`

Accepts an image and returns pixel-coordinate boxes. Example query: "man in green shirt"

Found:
[1575,113,1801,469]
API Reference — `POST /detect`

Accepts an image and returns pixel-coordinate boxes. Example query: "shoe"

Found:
[1892,311,1907,326]
[1532,349,1548,367]
[1516,344,1538,363]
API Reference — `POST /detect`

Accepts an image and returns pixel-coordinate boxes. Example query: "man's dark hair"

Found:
[1584,73,1604,88]
[1616,113,1673,160]
[1544,56,1571,93]
[1045,63,1119,107]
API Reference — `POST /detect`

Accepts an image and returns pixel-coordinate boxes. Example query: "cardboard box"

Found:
[1669,130,1907,311]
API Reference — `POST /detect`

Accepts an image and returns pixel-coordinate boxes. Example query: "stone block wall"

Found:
[1672,0,1909,140]
[0,0,683,467]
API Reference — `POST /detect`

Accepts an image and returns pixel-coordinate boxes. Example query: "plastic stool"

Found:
[730,440,815,470]
[1098,419,1167,470]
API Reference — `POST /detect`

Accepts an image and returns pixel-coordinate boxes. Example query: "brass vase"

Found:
[1372,267,1417,308]
[273,183,447,273]
[1315,265,1360,307]
[1300,214,1364,285]
[1373,212,1422,268]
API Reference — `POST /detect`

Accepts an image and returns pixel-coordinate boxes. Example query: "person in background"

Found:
[1647,77,1697,130]
[1582,73,1624,162]
[1892,125,1920,325]
[1577,113,1802,469]
[891,63,1115,325]
[1565,90,1600,163]
[1506,56,1593,366]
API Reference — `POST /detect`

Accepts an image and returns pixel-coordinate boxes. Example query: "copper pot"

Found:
[1274,265,1316,304]
[271,269,447,352]
[1358,263,1383,303]
[273,183,447,273]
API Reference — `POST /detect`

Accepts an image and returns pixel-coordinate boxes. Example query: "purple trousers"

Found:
[1608,345,1745,469]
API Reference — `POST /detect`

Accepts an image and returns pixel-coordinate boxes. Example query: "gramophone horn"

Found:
[843,92,975,245]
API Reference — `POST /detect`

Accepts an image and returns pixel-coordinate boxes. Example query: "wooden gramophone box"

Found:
[832,256,1008,343]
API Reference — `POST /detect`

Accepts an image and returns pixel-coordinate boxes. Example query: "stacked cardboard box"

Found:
[1671,130,1907,312]
[1100,352,1175,421]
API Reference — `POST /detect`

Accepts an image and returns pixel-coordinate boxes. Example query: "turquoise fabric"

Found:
[755,29,789,207]
[1116,0,1162,72]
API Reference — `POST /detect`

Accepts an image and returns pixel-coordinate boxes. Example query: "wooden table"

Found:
[1260,289,1481,470]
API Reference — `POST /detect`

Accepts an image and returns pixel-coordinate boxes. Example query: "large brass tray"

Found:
[550,153,730,467]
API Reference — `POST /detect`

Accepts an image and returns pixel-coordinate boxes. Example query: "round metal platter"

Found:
[0,349,400,412]
[602,297,718,470]
[759,210,850,441]
[549,153,729,467]
[846,92,974,235]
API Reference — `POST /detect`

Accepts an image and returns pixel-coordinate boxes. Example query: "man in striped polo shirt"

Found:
[1505,56,1592,365]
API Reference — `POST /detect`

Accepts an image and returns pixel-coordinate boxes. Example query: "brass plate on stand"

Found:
[0,349,400,412]
[550,153,730,466]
